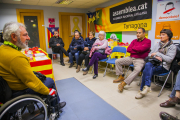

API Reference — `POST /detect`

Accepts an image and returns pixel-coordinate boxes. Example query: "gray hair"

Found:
[99,31,105,37]
[3,22,26,41]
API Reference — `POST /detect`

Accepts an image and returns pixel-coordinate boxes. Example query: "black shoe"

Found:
[61,62,65,66]
[59,102,66,109]
[69,63,74,68]
[159,111,179,120]
[93,74,98,79]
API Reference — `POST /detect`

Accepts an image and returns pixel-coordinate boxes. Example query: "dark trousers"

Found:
[78,53,90,67]
[53,46,68,63]
[12,78,60,106]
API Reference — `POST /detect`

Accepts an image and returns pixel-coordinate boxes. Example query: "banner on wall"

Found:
[70,16,82,35]
[87,12,96,36]
[48,18,55,28]
[155,20,180,40]
[95,0,152,32]
[46,27,59,48]
[156,0,180,21]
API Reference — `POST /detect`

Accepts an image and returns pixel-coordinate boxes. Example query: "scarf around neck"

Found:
[159,40,173,55]
[3,41,22,51]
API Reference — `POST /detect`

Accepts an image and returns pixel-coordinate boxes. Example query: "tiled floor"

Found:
[53,58,180,120]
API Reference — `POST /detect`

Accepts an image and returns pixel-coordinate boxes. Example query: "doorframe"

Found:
[59,12,86,40]
[16,9,46,52]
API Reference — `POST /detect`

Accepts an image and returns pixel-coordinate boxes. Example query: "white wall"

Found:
[0,3,87,53]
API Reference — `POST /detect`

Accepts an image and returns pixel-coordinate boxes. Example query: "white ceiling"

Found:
[0,0,111,8]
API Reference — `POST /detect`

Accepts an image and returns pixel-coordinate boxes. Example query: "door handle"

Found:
[69,36,73,37]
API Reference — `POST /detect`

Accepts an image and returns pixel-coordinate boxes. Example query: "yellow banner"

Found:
[95,0,152,32]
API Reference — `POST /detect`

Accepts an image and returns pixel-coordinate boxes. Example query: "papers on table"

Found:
[34,53,45,57]
[35,56,49,61]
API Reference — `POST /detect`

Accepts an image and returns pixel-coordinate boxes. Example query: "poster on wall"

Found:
[106,32,122,42]
[47,27,59,48]
[70,16,82,35]
[155,20,180,40]
[156,0,180,21]
[48,18,55,28]
[95,0,152,32]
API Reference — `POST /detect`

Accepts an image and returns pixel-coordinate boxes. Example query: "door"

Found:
[16,9,46,51]
[20,13,41,48]
[59,12,86,56]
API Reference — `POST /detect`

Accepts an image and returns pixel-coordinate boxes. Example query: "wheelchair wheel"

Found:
[0,94,47,120]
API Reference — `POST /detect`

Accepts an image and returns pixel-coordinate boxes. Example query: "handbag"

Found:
[33,71,46,82]
[82,50,90,55]
[144,56,162,66]
[95,49,105,54]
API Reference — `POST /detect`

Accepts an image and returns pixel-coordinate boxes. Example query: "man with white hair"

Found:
[0,22,66,108]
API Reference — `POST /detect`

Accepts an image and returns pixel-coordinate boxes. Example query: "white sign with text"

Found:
[156,0,180,21]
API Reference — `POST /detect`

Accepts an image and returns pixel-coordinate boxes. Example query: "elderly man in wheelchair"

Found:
[0,22,66,120]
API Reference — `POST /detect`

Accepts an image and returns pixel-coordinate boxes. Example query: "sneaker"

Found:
[141,86,151,95]
[135,91,144,99]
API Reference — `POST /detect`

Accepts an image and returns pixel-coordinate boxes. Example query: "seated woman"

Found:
[69,31,84,68]
[82,31,112,79]
[160,70,180,108]
[135,29,177,99]
[76,31,96,73]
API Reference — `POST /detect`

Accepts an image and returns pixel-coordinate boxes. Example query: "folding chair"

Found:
[51,48,59,64]
[153,70,174,97]
[103,46,127,77]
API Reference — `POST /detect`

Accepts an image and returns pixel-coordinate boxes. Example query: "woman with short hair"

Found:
[76,31,96,73]
[82,31,112,79]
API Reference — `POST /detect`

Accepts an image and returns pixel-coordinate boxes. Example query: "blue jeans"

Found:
[170,70,180,98]
[12,78,60,106]
[69,51,80,64]
[140,62,169,91]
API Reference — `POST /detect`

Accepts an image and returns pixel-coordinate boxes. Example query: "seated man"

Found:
[113,28,151,92]
[160,70,180,108]
[136,29,176,99]
[49,30,69,66]
[0,22,66,108]
[69,31,84,68]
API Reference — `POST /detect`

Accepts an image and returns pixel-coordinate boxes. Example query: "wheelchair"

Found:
[0,77,62,120]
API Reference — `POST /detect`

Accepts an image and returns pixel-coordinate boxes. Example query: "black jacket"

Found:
[49,36,64,48]
[84,37,96,50]
[69,37,84,51]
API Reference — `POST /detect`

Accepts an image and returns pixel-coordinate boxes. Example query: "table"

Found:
[24,48,54,80]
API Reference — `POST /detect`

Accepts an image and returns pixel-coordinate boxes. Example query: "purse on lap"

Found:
[144,56,162,66]
[95,49,105,54]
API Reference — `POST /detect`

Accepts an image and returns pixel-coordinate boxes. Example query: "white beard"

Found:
[16,37,28,49]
